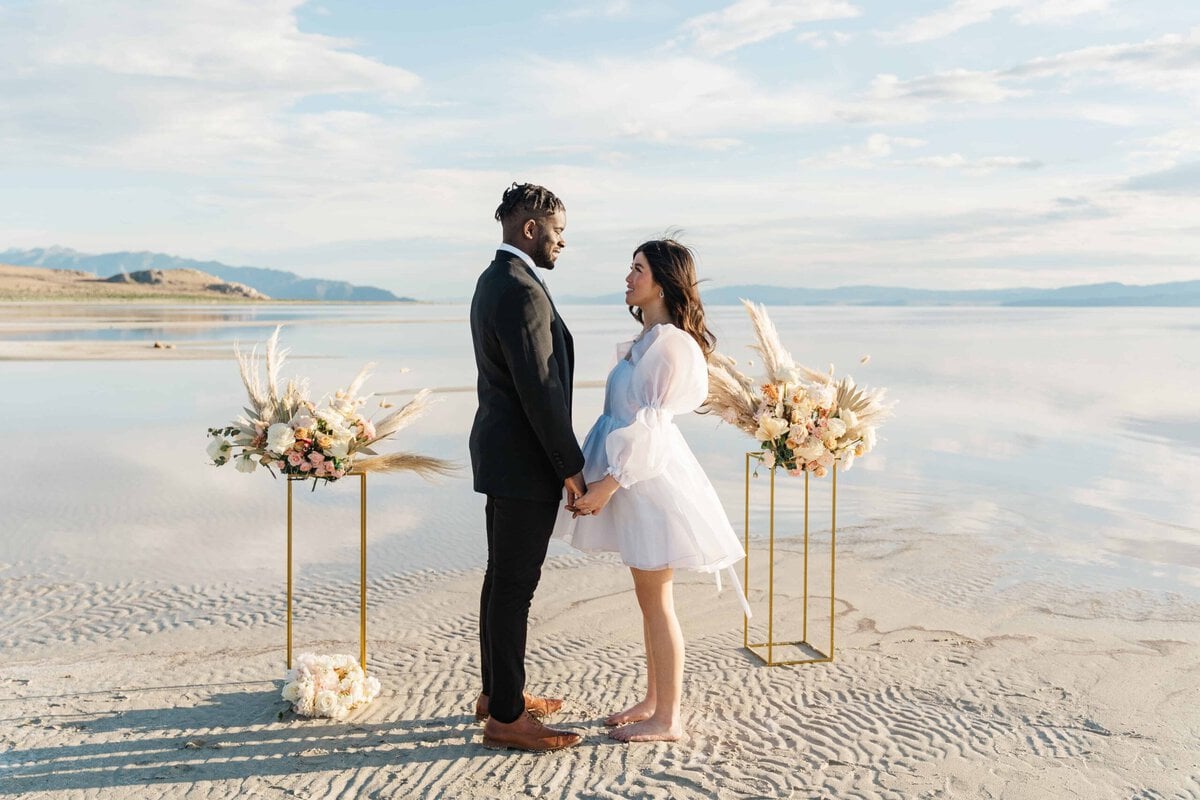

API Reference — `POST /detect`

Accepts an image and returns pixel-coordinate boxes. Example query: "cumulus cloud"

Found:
[1129,126,1200,170]
[800,133,927,167]
[519,56,837,143]
[0,0,423,175]
[1002,28,1200,93]
[680,0,861,55]
[883,0,1111,44]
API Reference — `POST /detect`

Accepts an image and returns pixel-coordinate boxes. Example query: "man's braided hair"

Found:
[494,182,564,224]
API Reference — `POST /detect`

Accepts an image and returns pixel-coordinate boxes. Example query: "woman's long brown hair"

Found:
[628,238,716,359]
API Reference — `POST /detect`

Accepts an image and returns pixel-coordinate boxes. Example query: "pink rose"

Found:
[788,468,802,477]
[288,453,304,466]
[308,452,325,464]
[299,461,312,472]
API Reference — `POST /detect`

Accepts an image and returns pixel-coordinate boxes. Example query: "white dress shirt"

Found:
[497,243,545,286]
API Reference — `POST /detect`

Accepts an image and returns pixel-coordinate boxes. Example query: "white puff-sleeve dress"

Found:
[554,323,750,615]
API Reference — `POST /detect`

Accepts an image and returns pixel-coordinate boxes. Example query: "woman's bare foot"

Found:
[604,699,655,727]
[608,718,682,742]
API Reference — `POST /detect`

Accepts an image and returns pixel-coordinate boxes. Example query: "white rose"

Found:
[314,690,339,717]
[795,437,826,462]
[328,436,351,459]
[809,384,835,409]
[281,682,301,703]
[762,451,776,468]
[839,409,859,429]
[290,410,316,431]
[206,436,231,463]
[754,415,790,443]
[825,418,847,438]
[234,455,258,473]
[266,422,296,454]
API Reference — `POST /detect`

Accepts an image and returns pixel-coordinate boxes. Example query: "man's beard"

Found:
[532,237,557,270]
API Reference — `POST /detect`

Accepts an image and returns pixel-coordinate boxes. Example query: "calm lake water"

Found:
[2,302,1198,603]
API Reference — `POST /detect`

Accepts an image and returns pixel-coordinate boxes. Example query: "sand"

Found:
[4,526,1199,799]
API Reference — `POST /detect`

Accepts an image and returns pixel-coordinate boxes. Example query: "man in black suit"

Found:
[469,182,587,752]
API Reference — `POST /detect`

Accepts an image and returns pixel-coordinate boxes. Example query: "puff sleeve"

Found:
[604,326,708,488]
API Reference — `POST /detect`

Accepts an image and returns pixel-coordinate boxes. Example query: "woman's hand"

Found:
[572,474,620,518]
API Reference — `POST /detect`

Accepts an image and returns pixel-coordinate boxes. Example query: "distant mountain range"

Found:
[0,247,413,302]
[563,280,1200,307]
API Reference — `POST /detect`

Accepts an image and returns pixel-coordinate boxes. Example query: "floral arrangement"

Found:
[206,327,454,484]
[281,652,381,719]
[706,300,892,476]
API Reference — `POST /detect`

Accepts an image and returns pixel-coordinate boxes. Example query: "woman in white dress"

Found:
[558,239,748,743]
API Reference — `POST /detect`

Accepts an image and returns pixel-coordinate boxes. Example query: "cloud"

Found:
[520,56,837,143]
[0,0,423,175]
[548,1,635,21]
[680,0,861,55]
[883,0,1110,44]
[1002,28,1200,93]
[796,30,855,48]
[800,133,927,167]
[868,69,1024,105]
[1121,162,1200,194]
[1129,126,1200,170]
[801,134,1042,173]
[904,154,1044,173]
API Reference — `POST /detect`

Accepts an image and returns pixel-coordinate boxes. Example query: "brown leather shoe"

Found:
[481,711,581,752]
[474,692,563,722]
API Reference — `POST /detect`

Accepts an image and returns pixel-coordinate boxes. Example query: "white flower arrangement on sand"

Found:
[706,300,893,476]
[281,652,381,719]
[206,327,454,485]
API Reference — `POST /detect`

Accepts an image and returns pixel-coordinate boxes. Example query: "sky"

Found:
[1,0,1198,299]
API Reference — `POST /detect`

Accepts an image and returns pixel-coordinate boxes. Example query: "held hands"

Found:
[571,474,620,518]
[564,472,587,514]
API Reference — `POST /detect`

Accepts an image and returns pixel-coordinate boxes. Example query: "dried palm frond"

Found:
[835,376,893,426]
[370,389,435,442]
[741,298,795,382]
[354,452,457,480]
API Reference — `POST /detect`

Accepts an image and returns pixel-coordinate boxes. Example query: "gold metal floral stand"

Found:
[285,472,368,673]
[743,452,837,667]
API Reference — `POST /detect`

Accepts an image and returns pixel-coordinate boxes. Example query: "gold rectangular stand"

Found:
[742,452,837,667]
[286,472,368,673]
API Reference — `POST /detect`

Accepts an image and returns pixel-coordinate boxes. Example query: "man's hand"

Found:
[571,474,620,518]
[564,472,587,513]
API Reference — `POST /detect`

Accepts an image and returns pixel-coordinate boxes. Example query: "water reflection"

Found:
[1,303,1197,603]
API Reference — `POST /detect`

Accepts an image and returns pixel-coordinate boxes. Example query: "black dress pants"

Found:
[479,494,560,724]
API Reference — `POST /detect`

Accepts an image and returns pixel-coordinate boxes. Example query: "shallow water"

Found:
[2,302,1198,603]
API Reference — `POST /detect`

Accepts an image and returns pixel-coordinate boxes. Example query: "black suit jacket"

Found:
[469,251,585,503]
